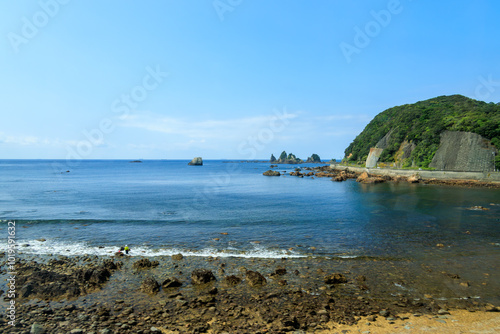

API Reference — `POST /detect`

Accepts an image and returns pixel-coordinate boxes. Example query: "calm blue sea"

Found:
[0,160,499,261]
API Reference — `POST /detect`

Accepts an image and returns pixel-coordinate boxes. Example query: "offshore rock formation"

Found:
[263,170,281,176]
[429,131,497,172]
[306,154,321,163]
[188,157,203,166]
[274,151,303,164]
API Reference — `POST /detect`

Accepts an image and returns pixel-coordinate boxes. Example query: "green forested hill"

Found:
[344,95,500,168]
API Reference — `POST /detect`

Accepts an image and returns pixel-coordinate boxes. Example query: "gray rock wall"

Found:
[429,131,497,172]
[365,148,384,168]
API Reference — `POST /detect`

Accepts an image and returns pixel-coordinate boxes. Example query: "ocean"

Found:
[1,159,500,304]
[1,159,498,259]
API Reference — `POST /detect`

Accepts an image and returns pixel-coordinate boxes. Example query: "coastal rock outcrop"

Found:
[223,275,242,286]
[407,174,421,183]
[188,157,203,166]
[324,273,347,285]
[191,269,216,285]
[132,258,159,270]
[16,258,121,300]
[356,171,385,184]
[162,277,182,288]
[141,277,160,295]
[245,270,267,287]
[306,153,321,163]
[263,170,281,176]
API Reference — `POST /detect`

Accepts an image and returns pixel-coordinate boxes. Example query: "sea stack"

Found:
[188,157,203,166]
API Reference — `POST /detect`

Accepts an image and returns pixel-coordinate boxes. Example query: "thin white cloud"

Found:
[0,133,52,146]
[118,111,300,140]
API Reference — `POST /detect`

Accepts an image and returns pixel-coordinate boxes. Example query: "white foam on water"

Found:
[12,239,308,259]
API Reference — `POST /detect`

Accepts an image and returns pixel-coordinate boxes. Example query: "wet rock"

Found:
[280,316,300,329]
[37,238,46,242]
[223,275,242,286]
[31,323,45,334]
[96,306,111,317]
[191,269,216,285]
[246,270,267,287]
[356,172,385,184]
[69,329,84,334]
[467,206,490,211]
[263,170,281,176]
[485,304,500,312]
[357,172,369,182]
[445,273,460,279]
[324,273,347,284]
[196,295,216,304]
[171,253,184,261]
[132,258,159,270]
[162,277,182,288]
[141,277,160,295]
[407,174,421,183]
[274,267,287,276]
[379,309,390,317]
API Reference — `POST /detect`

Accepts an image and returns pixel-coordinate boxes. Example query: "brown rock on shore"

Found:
[246,270,267,286]
[7,254,500,333]
[357,171,386,184]
[191,269,216,284]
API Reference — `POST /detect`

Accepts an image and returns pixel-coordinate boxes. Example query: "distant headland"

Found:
[343,95,499,172]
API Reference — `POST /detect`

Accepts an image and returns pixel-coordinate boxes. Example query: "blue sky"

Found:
[1,0,499,160]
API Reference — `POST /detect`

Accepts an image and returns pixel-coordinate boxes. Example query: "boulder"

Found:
[356,172,370,182]
[191,269,216,285]
[407,174,421,183]
[263,170,281,176]
[132,258,159,270]
[357,171,385,184]
[188,157,203,166]
[31,323,45,334]
[171,253,184,261]
[246,270,267,287]
[223,275,242,286]
[162,277,182,288]
[141,277,160,295]
[324,273,347,284]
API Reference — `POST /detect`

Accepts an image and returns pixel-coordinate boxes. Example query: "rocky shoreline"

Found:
[2,253,499,333]
[263,165,500,188]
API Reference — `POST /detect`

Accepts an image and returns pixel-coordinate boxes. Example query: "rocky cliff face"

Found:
[429,131,497,172]
[365,148,383,168]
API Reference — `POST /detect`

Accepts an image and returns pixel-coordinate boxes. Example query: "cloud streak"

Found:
[118,112,299,140]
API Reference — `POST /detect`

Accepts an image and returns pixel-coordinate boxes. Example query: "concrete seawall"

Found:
[331,165,500,183]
